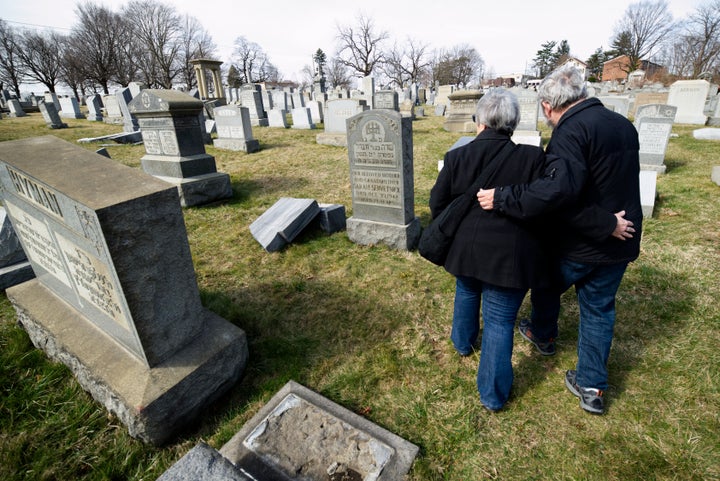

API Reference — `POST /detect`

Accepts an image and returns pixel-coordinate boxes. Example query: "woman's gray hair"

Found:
[538,64,587,110]
[474,88,520,135]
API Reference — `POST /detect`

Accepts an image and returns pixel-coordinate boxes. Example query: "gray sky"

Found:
[3,0,702,86]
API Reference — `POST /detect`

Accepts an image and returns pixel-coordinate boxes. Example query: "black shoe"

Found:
[565,370,605,414]
[518,319,556,356]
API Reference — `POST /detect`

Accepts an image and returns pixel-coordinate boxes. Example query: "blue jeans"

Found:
[452,276,527,410]
[530,259,628,390]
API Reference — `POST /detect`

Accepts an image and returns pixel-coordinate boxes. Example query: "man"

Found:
[476,65,642,414]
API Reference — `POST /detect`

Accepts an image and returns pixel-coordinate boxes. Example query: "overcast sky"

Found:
[3,0,703,87]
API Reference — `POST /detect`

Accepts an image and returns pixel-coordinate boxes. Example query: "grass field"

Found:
[0,107,719,480]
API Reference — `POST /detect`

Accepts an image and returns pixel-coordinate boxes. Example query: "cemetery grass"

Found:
[0,113,718,481]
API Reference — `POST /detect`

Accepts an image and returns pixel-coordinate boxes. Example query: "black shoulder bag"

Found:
[418,141,515,266]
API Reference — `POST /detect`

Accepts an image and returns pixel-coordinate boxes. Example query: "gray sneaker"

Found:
[518,319,555,356]
[565,370,604,414]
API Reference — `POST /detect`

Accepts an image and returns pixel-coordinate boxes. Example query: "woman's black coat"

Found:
[429,129,553,289]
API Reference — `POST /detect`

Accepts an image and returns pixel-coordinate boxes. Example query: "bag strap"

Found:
[465,140,516,196]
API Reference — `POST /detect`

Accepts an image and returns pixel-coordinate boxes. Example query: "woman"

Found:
[429,89,553,412]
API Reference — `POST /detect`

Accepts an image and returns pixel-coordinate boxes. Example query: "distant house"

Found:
[602,55,665,82]
[561,57,588,78]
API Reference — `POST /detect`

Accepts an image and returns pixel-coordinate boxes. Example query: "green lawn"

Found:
[0,109,718,480]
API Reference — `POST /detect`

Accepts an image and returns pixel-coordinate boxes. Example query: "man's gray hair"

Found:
[474,88,520,135]
[538,64,587,110]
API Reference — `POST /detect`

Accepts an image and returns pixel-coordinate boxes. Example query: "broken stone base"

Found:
[346,217,421,251]
[155,172,233,207]
[7,279,248,446]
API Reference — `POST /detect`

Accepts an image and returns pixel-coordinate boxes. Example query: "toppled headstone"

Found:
[317,203,346,234]
[0,135,247,445]
[693,128,720,140]
[218,381,419,481]
[250,198,321,252]
[157,443,252,481]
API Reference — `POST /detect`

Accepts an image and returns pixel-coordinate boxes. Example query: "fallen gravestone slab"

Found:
[250,198,321,252]
[157,443,253,481]
[693,128,720,140]
[219,380,419,481]
[0,207,34,290]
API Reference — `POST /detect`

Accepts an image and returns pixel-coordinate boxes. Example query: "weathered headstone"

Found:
[399,98,415,119]
[667,80,710,124]
[639,170,657,218]
[218,381,419,481]
[634,104,676,173]
[240,90,268,126]
[707,94,720,126]
[444,90,482,133]
[38,101,68,129]
[0,135,248,445]
[291,107,315,129]
[267,109,289,128]
[598,95,631,117]
[306,100,323,124]
[374,90,399,111]
[693,127,720,140]
[0,207,34,290]
[271,90,289,111]
[346,109,420,250]
[103,94,123,124]
[316,99,369,147]
[515,89,539,131]
[129,89,233,207]
[86,94,103,121]
[116,87,139,132]
[434,85,454,108]
[630,91,669,118]
[249,198,321,252]
[7,99,27,117]
[712,166,720,186]
[59,96,86,119]
[213,105,260,153]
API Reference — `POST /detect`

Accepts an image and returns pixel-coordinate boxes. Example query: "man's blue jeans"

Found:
[530,259,628,391]
[452,276,527,410]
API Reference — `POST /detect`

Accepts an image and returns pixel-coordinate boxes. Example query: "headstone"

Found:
[667,80,710,124]
[0,207,34,290]
[291,107,315,129]
[434,85,454,107]
[316,99,369,146]
[249,198,321,252]
[116,87,139,132]
[634,104,676,173]
[361,76,375,108]
[374,90,399,111]
[103,94,123,124]
[306,100,323,124]
[639,170,657,218]
[707,94,720,126]
[213,105,260,153]
[598,95,631,117]
[38,101,68,129]
[516,89,539,131]
[399,98,415,119]
[712,166,720,186]
[630,91,669,118]
[128,81,146,97]
[271,90,289,111]
[44,92,60,109]
[95,147,111,158]
[267,109,289,128]
[129,89,233,207]
[317,203,346,234]
[218,381,419,481]
[157,443,252,481]
[59,96,86,119]
[693,127,720,140]
[240,90,268,126]
[444,90,482,133]
[346,109,420,250]
[0,135,247,445]
[7,99,27,117]
[86,94,103,121]
[434,104,446,116]
[291,91,304,109]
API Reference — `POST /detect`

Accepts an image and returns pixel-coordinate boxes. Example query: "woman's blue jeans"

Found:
[452,276,527,410]
[530,259,628,390]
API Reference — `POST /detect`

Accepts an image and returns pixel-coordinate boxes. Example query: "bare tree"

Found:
[326,56,353,89]
[611,0,676,72]
[381,37,430,88]
[0,19,26,97]
[17,29,67,93]
[335,13,389,77]
[229,36,278,84]
[675,0,720,78]
[66,2,126,94]
[432,44,484,86]
[123,0,183,88]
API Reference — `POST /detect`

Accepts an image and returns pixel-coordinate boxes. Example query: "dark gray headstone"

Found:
[0,136,247,445]
[317,203,346,234]
[86,94,103,121]
[38,101,67,129]
[129,89,232,207]
[116,87,139,132]
[7,99,26,117]
[0,207,34,290]
[158,443,252,481]
[346,109,420,250]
